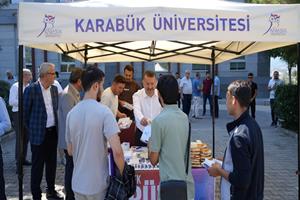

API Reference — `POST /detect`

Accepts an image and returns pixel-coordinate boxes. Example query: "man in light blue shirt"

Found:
[191,72,202,118]
[0,97,11,200]
[212,72,221,118]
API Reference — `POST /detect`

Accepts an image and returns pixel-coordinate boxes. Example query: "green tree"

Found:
[249,0,299,84]
[270,45,297,84]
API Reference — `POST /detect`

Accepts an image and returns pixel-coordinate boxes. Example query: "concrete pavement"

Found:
[1,102,298,199]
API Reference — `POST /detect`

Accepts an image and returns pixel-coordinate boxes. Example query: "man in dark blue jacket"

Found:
[208,80,264,200]
[24,62,63,200]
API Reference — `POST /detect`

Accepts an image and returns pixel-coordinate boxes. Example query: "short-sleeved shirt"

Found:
[180,77,193,95]
[249,81,258,99]
[101,87,118,117]
[202,79,212,95]
[268,79,284,99]
[212,76,221,96]
[192,78,201,96]
[65,99,120,195]
[149,105,194,200]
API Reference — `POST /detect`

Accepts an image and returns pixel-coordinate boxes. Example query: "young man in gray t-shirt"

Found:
[65,66,124,200]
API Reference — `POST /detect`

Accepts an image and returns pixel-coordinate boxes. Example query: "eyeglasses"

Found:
[48,72,56,76]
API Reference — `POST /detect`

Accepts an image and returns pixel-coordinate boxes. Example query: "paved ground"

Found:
[1,102,298,199]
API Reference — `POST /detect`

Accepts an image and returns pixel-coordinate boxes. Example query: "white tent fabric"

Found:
[18,0,300,64]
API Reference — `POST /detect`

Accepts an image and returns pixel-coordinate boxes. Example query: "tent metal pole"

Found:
[84,45,88,67]
[18,45,24,200]
[211,47,216,158]
[297,42,300,200]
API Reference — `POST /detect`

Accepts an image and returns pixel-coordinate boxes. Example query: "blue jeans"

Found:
[202,94,212,116]
[182,94,192,116]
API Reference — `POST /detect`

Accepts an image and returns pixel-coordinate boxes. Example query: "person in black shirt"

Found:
[247,73,257,119]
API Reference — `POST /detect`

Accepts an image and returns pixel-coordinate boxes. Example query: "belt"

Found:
[45,126,56,132]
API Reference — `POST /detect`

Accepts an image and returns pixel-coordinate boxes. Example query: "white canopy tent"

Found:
[18,0,300,64]
[17,0,300,199]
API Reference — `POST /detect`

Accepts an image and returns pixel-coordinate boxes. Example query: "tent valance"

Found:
[18,0,300,64]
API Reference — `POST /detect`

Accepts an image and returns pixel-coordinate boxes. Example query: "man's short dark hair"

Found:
[248,72,254,77]
[69,67,83,84]
[157,75,178,105]
[143,70,156,79]
[113,75,126,84]
[81,66,105,92]
[124,65,134,73]
[227,80,251,108]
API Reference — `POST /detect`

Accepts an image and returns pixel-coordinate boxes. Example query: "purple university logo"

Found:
[37,14,62,37]
[263,13,286,36]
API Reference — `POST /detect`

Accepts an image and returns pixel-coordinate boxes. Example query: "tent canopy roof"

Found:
[18,0,300,64]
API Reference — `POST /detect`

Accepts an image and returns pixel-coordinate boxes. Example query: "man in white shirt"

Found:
[268,71,284,127]
[133,71,162,146]
[179,70,193,116]
[102,75,127,118]
[66,66,124,200]
[9,69,32,166]
[53,71,63,94]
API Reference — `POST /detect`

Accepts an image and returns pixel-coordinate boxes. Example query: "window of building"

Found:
[25,47,32,71]
[192,64,210,72]
[230,62,246,70]
[61,54,76,73]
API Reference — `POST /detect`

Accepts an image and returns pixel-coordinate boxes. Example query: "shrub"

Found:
[275,85,299,133]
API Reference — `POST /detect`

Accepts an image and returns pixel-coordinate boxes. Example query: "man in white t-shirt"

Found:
[66,66,124,200]
[268,71,284,127]
[101,75,127,118]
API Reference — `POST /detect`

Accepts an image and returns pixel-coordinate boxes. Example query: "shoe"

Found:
[23,160,32,166]
[270,122,275,127]
[46,190,64,200]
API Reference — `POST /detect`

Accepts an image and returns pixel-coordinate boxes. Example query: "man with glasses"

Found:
[24,62,63,200]
[247,72,257,119]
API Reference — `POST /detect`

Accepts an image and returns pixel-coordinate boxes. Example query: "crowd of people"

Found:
[0,63,285,200]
